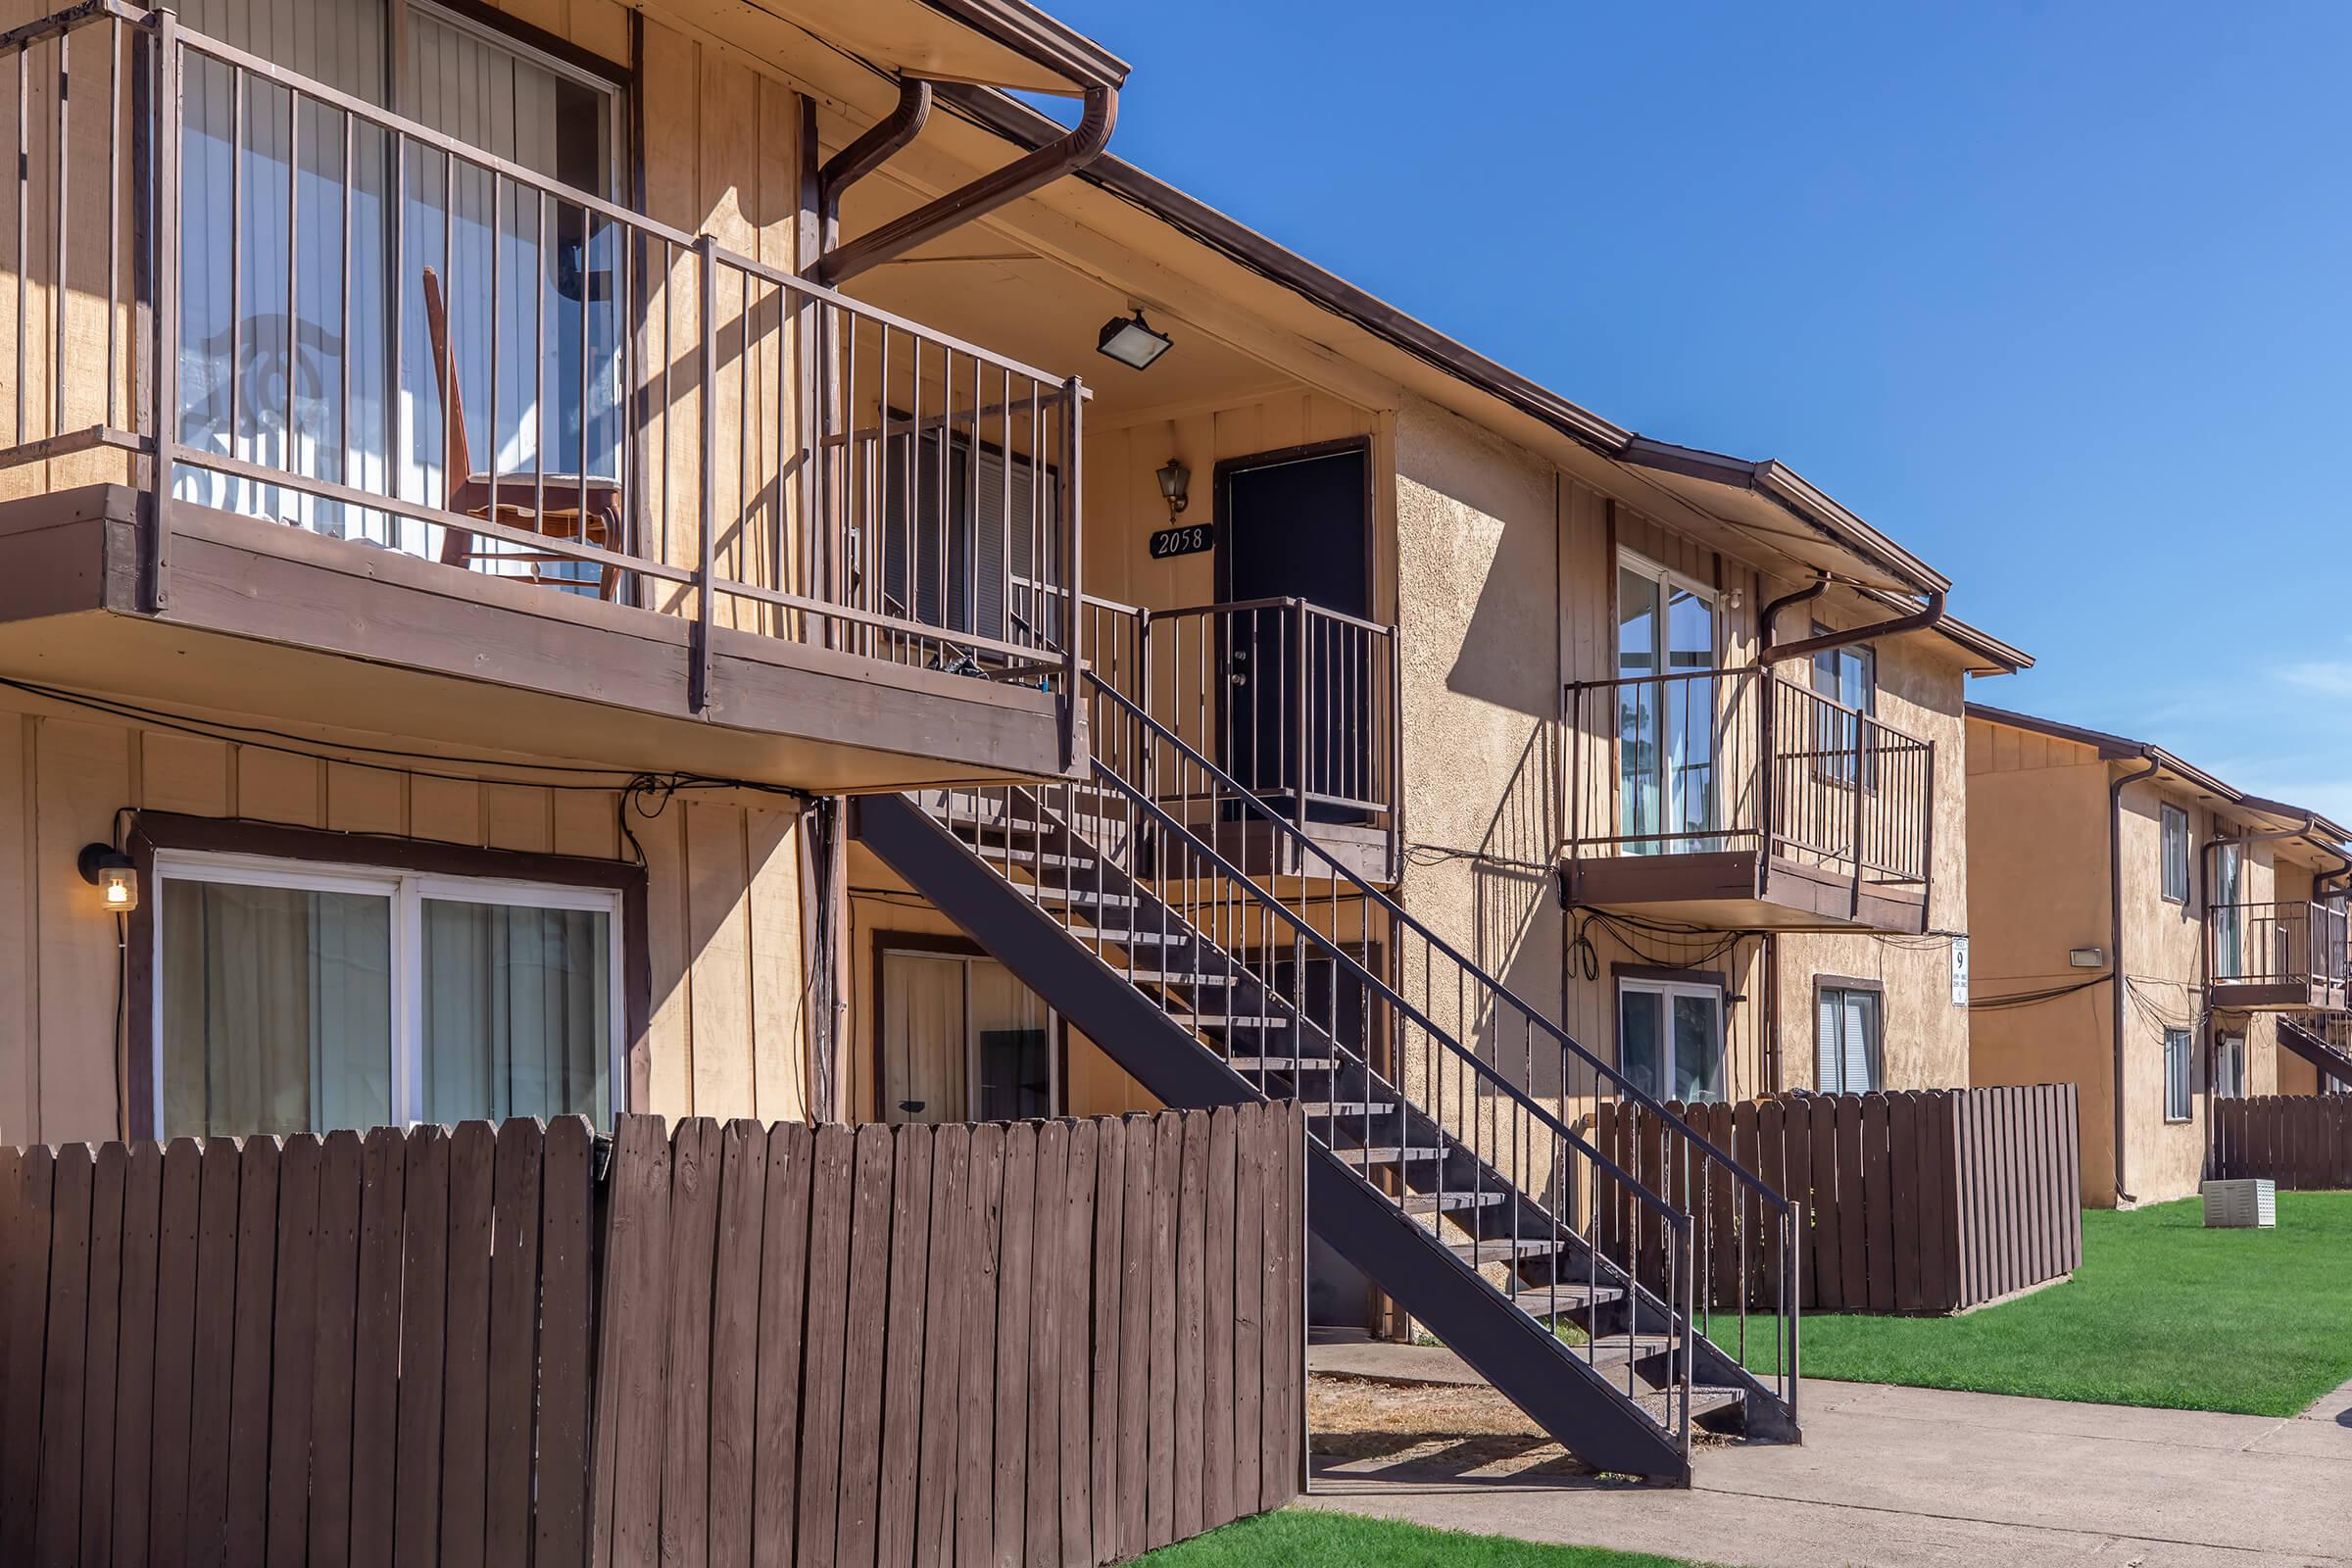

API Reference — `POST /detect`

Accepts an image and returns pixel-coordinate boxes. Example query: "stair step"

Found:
[1224,1055,1338,1074]
[1295,1102,1398,1120]
[1122,969,1235,989]
[1634,1386,1747,1424]
[1445,1236,1567,1265]
[1509,1283,1625,1318]
[1026,886,1139,910]
[1329,1145,1445,1168]
[1580,1334,1682,1371]
[1169,1011,1292,1030]
[1068,922,1183,946]
[1397,1191,1509,1215]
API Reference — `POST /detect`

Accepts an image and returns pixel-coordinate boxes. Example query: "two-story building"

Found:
[0,0,2030,1480]
[1967,706,2352,1207]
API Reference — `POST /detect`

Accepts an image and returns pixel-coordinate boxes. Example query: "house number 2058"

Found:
[1149,524,1212,560]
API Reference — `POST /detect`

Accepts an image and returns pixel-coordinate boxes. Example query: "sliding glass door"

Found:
[172,0,623,574]
[1617,556,1721,854]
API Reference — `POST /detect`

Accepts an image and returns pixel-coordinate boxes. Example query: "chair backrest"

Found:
[419,267,473,489]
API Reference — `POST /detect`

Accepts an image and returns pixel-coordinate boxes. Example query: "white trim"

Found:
[1615,974,1727,1103]
[151,846,626,1136]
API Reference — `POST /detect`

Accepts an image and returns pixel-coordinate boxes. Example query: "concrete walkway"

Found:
[1303,1349,2352,1567]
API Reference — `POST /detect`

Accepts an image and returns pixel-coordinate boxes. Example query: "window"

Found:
[1812,632,1877,787]
[879,944,1058,1123]
[1815,983,1883,1095]
[2160,804,2190,905]
[154,849,624,1139]
[2163,1028,2193,1123]
[1616,975,1725,1103]
[1616,554,1721,854]
[2214,1034,2247,1101]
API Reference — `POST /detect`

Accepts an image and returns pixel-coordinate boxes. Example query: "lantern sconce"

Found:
[1156,458,1191,524]
[78,842,137,912]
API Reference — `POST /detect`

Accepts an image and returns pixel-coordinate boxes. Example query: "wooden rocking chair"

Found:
[422,266,624,600]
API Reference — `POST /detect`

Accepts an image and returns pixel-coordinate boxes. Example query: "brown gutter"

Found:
[2108,751,2161,1205]
[1758,589,1947,667]
[1758,575,1829,656]
[818,77,933,239]
[813,82,1116,286]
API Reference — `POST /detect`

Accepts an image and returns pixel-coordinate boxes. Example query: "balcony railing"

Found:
[0,2,1083,712]
[2207,900,2349,1004]
[1564,666,1936,900]
[1079,594,1400,852]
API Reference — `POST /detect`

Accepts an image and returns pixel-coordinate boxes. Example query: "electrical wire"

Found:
[1968,974,2108,1012]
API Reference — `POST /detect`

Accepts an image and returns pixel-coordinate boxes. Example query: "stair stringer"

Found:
[856,792,1695,1483]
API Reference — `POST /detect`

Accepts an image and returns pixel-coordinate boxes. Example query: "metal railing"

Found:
[0,2,1083,712]
[2208,900,2350,996]
[929,671,1801,1450]
[1565,666,1935,897]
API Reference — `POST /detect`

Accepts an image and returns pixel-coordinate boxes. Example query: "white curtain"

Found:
[161,877,394,1138]
[420,900,612,1125]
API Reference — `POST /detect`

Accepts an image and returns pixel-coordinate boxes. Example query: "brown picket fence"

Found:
[0,1104,1305,1568]
[2212,1095,2352,1189]
[1593,1084,2081,1315]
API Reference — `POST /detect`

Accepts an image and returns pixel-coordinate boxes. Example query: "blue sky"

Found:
[1041,1,2352,817]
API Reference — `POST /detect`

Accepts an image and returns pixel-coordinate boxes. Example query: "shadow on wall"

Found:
[1461,722,1570,1100]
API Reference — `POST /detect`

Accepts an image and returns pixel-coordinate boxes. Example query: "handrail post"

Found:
[1060,372,1083,769]
[1291,598,1308,835]
[1848,710,1867,917]
[140,5,180,612]
[689,233,716,713]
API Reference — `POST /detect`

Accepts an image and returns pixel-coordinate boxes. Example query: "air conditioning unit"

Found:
[2201,1178,2276,1229]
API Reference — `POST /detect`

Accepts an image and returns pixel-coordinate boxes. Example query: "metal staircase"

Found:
[855,673,1799,1484]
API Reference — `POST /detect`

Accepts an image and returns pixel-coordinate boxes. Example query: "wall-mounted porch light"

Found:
[1097,308,1172,370]
[2069,947,2104,968]
[78,843,137,912]
[1156,458,1191,522]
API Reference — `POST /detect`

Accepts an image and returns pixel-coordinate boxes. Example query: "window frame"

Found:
[2160,802,2190,906]
[1810,624,1878,791]
[1813,975,1886,1096]
[872,930,1064,1123]
[128,811,648,1140]
[1613,966,1729,1104]
[2162,1027,2194,1123]
[2213,1032,2247,1102]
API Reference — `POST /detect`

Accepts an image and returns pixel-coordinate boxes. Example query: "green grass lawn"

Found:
[1727,1190,2352,1416]
[1137,1510,1710,1566]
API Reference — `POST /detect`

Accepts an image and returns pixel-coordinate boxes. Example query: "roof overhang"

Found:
[664,0,1127,96]
[1969,705,2352,859]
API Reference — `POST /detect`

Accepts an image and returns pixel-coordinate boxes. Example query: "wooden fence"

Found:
[1593,1084,2081,1315]
[2213,1095,2352,1189]
[0,1104,1304,1568]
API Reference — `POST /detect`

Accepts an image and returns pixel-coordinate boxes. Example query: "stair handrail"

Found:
[1091,673,1792,1223]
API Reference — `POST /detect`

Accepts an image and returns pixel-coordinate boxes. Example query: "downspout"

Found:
[816,78,933,250]
[812,82,1117,286]
[1757,575,1829,657]
[2108,752,2161,1205]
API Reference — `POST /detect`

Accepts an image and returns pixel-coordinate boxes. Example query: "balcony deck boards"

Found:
[0,484,1080,793]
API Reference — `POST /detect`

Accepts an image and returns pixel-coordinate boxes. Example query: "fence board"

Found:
[485,1120,546,1568]
[751,1122,812,1568]
[709,1121,766,1568]
[1115,1113,1154,1563]
[1090,1117,1130,1558]
[33,1143,90,1568]
[390,1126,450,1568]
[1172,1110,1207,1544]
[1058,1118,1099,1568]
[792,1124,853,1568]
[306,1132,363,1568]
[348,1129,406,1568]
[956,1123,1007,1568]
[115,1142,166,1567]
[78,1143,127,1568]
[1024,1119,1068,1568]
[1145,1109,1182,1552]
[662,1117,724,1568]
[915,1123,970,1563]
[1199,1108,1236,1532]
[186,1137,243,1568]
[1228,1104,1263,1525]
[441,1122,496,1568]
[538,1117,595,1568]
[2213,1096,2352,1190]
[265,1138,321,1568]
[876,1122,931,1568]
[221,1138,281,1568]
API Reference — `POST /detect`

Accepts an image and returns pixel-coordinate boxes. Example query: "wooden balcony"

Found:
[0,3,1086,793]
[1562,667,1936,934]
[2207,901,2349,1013]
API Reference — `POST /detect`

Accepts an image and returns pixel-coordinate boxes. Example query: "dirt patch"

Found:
[1307,1373,1599,1480]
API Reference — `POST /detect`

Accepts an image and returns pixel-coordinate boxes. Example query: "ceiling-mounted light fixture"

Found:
[78,842,137,912]
[1096,307,1172,370]
[1156,458,1190,522]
